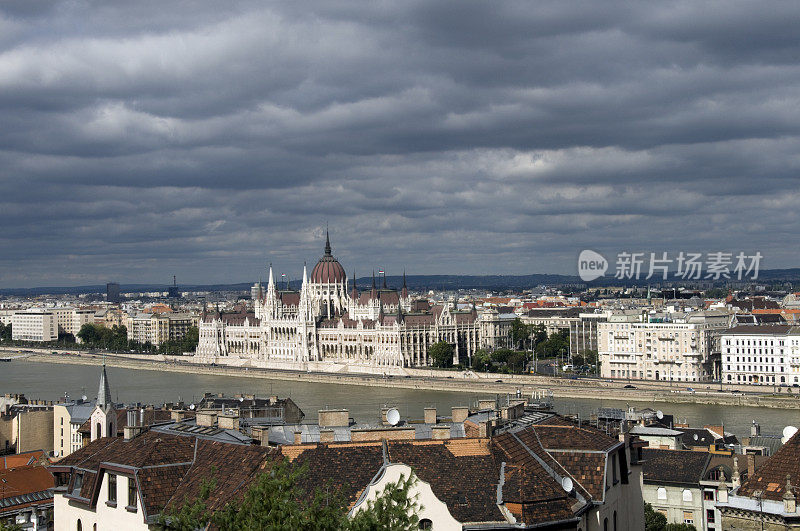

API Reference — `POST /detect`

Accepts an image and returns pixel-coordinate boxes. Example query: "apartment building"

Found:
[599,311,729,382]
[11,310,57,342]
[719,325,800,386]
[53,401,94,458]
[126,312,198,347]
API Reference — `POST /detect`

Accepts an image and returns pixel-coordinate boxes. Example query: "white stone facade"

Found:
[720,325,800,386]
[599,312,728,382]
[196,238,484,373]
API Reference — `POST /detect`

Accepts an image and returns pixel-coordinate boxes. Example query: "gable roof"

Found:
[738,431,800,502]
[641,449,711,486]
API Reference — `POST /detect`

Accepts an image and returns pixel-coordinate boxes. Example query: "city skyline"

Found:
[2,2,800,288]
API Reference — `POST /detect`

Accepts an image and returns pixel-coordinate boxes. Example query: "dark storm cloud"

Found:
[1,0,799,287]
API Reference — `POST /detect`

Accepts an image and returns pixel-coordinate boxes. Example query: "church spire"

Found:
[324,227,332,256]
[402,269,408,299]
[97,363,112,409]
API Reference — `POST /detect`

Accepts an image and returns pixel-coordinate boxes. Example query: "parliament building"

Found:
[195,232,498,373]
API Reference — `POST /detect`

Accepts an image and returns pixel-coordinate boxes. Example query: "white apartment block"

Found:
[720,325,800,386]
[11,309,58,342]
[599,311,729,382]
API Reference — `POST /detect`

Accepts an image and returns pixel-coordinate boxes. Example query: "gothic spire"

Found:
[324,227,332,256]
[97,363,112,409]
[382,271,387,289]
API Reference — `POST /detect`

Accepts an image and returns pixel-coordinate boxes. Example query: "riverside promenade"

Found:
[6,347,800,410]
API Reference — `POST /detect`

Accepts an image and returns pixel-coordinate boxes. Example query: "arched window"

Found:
[418,519,433,529]
[613,511,617,531]
[657,487,667,500]
[683,489,693,502]
[77,520,82,531]
[96,423,101,436]
[603,517,608,531]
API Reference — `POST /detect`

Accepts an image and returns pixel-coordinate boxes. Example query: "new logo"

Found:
[578,250,608,281]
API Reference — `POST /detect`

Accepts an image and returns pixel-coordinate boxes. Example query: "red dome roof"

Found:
[310,231,346,284]
[311,256,346,283]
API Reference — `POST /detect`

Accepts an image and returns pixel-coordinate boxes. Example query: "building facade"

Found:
[12,310,57,342]
[720,325,800,386]
[195,234,483,373]
[598,311,729,382]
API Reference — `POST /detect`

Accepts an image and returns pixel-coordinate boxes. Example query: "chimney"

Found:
[751,420,761,437]
[196,411,217,427]
[451,406,469,424]
[747,454,756,479]
[477,399,496,411]
[139,408,145,426]
[171,410,186,422]
[127,409,138,427]
[732,457,741,488]
[319,429,335,443]
[318,409,349,428]
[424,408,437,425]
[431,425,451,440]
[123,425,146,441]
[218,415,240,431]
[293,431,302,445]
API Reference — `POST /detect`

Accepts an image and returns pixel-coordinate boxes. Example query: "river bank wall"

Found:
[12,349,800,410]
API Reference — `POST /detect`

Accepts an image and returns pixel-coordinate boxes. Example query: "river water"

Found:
[4,361,799,437]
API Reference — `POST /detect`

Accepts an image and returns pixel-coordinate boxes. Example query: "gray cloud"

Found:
[1,1,799,288]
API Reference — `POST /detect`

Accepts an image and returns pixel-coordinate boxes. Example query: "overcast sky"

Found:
[1,1,799,288]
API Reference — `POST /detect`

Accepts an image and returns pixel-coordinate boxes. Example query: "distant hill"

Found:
[1,268,798,296]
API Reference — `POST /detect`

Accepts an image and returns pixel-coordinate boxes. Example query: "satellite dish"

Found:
[561,477,574,493]
[386,408,401,426]
[239,397,244,402]
[693,434,699,441]
[189,404,196,410]
[783,426,798,442]
[52,450,60,458]
[656,410,664,420]
[81,395,88,402]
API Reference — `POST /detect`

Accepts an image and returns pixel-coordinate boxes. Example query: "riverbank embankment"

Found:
[13,350,800,410]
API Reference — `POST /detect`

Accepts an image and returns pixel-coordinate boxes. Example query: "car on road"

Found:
[495,379,503,383]
[623,384,637,389]
[686,387,695,393]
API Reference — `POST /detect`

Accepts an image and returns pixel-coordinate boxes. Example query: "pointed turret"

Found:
[401,269,408,299]
[267,263,275,292]
[382,271,387,289]
[97,364,112,409]
[324,228,332,257]
[371,270,377,298]
[350,270,359,299]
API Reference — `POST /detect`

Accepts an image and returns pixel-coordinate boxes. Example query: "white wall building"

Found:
[720,324,800,386]
[599,311,729,382]
[12,310,57,342]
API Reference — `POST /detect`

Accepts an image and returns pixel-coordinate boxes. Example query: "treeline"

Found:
[427,318,596,374]
[75,324,199,355]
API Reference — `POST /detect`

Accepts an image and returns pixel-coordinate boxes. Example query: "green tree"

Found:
[472,349,492,372]
[510,318,533,349]
[644,502,667,531]
[0,322,11,341]
[158,459,421,531]
[428,341,454,368]
[665,525,697,531]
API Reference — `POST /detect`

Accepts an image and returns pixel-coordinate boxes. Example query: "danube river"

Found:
[3,361,797,437]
